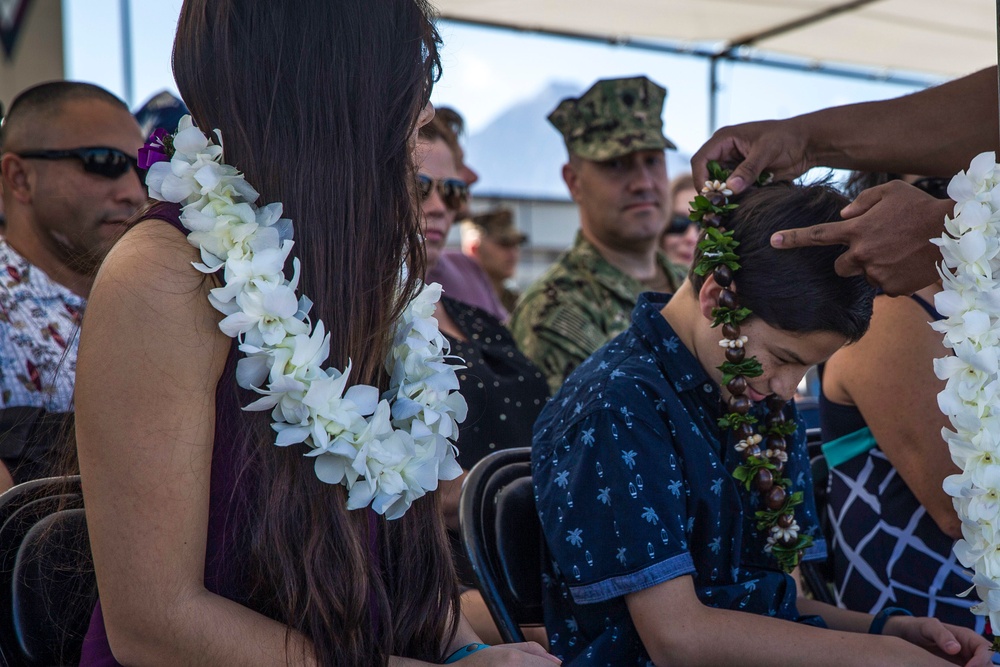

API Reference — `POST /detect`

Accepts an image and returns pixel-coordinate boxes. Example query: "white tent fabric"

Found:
[435,0,995,79]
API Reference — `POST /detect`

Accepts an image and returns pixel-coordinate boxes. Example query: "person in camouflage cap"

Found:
[510,75,683,394]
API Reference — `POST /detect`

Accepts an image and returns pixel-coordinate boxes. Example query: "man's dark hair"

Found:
[690,182,875,342]
[1,81,129,149]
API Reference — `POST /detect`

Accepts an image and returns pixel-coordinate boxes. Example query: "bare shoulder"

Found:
[81,218,230,387]
[91,219,224,340]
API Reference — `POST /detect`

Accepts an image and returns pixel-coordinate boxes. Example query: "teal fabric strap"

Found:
[868,607,912,635]
[821,426,877,469]
[444,643,491,663]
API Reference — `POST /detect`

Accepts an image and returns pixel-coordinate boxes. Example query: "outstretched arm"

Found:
[692,66,999,194]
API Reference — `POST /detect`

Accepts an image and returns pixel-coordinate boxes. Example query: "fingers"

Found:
[725,151,773,195]
[691,137,738,190]
[771,220,855,250]
[841,186,888,219]
[920,621,961,656]
[964,640,993,667]
[833,251,866,281]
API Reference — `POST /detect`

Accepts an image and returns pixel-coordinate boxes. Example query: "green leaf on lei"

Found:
[764,421,798,437]
[717,411,758,431]
[710,306,753,327]
[770,534,814,573]
[719,358,763,385]
[707,161,731,182]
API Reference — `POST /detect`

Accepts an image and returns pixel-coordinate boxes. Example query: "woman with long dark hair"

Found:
[73,2,557,665]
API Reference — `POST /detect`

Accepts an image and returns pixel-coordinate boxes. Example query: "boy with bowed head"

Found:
[73,1,558,665]
[532,180,992,665]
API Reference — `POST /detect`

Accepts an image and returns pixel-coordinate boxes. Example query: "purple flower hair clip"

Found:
[137,128,173,170]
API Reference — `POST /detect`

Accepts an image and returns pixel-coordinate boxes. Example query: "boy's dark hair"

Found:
[690,181,875,342]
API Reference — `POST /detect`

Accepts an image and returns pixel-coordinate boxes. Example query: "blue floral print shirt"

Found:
[531,292,826,666]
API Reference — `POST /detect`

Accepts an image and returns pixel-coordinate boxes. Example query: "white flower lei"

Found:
[143,116,465,520]
[934,151,1000,630]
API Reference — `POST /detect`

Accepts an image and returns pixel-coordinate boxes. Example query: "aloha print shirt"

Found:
[0,238,84,412]
[532,292,826,666]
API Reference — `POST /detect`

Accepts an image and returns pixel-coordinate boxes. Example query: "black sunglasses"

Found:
[666,213,694,235]
[417,174,469,211]
[13,147,140,179]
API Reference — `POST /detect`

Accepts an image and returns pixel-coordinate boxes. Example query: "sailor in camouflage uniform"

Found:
[510,76,683,394]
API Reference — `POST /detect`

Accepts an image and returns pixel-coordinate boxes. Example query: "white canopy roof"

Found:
[435,0,995,79]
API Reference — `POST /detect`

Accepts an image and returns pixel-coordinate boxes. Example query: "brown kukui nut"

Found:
[718,289,738,310]
[766,411,786,426]
[742,445,762,461]
[713,265,733,287]
[771,459,785,474]
[753,468,774,492]
[722,323,740,339]
[737,424,756,441]
[765,486,787,511]
[727,376,747,395]
[725,347,745,363]
[766,394,787,412]
[702,212,721,228]
[778,513,795,529]
[766,435,786,451]
[729,395,752,414]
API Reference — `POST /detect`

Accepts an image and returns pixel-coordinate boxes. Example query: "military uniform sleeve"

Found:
[533,408,696,605]
[511,287,611,395]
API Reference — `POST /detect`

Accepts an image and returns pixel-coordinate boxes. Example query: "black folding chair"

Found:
[0,476,94,666]
[459,447,545,644]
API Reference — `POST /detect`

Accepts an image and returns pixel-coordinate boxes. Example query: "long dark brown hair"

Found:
[172,2,458,664]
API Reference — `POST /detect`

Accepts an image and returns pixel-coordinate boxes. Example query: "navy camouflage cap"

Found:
[548,76,676,161]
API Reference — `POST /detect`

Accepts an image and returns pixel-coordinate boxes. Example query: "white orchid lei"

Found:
[933,151,1000,639]
[140,116,466,520]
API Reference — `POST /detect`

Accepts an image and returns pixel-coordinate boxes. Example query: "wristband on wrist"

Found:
[444,643,491,663]
[868,606,912,635]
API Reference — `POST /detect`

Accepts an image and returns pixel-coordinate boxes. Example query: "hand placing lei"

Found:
[689,163,812,573]
[933,151,1000,646]
[138,116,466,520]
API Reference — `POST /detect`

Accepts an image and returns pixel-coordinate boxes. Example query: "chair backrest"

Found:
[0,476,93,666]
[459,447,544,644]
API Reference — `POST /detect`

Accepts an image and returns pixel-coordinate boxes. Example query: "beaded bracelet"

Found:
[444,643,491,663]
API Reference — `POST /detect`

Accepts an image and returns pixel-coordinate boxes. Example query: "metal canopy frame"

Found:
[440,0,947,134]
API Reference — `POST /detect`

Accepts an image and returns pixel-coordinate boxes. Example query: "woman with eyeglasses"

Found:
[817,172,978,630]
[661,174,701,283]
[72,1,558,666]
[415,116,549,645]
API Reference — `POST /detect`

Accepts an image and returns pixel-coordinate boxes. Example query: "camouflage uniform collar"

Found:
[567,231,677,299]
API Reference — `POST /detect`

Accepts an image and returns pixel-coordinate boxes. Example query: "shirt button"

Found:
[703,384,713,393]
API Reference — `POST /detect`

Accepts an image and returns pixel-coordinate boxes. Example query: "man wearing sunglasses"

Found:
[459,208,528,313]
[510,76,682,394]
[0,81,145,486]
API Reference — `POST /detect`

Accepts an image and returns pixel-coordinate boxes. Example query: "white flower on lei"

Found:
[144,116,465,519]
[937,151,1000,625]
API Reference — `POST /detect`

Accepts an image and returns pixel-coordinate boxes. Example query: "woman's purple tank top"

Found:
[80,202,250,665]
